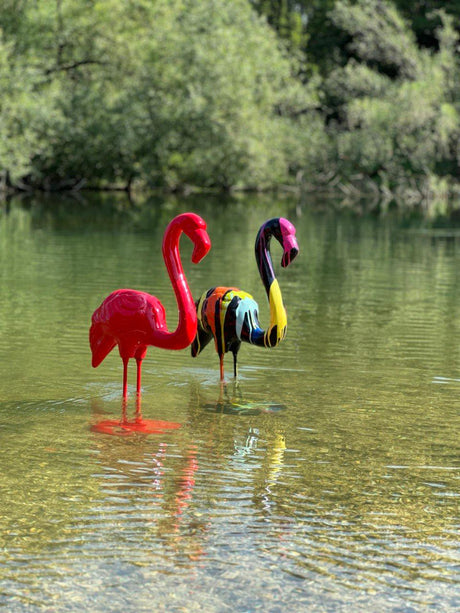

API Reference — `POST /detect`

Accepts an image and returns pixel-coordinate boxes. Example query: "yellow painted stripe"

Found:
[266,279,287,346]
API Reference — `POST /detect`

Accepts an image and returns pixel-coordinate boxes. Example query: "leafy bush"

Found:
[1,0,460,211]
[1,0,311,191]
[321,1,460,203]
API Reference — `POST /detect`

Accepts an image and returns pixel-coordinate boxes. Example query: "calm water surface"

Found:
[0,194,458,612]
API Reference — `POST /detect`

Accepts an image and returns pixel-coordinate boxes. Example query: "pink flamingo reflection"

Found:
[90,402,206,562]
[91,396,181,436]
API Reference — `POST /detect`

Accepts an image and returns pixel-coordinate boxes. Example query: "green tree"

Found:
[116,0,314,190]
[250,0,309,51]
[1,0,315,192]
[0,29,45,186]
[393,0,460,49]
[320,1,460,204]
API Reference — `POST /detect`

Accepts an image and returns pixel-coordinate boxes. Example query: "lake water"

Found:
[0,193,458,612]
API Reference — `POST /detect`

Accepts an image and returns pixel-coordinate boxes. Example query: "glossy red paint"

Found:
[90,212,211,400]
[91,397,181,436]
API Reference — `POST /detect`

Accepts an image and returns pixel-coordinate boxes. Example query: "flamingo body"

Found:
[90,289,167,367]
[192,287,263,353]
[90,213,211,398]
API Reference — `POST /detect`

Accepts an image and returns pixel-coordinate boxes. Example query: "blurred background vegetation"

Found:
[1,0,460,214]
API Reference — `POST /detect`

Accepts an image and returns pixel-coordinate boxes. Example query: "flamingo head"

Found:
[191,228,211,263]
[255,217,299,274]
[178,212,211,263]
[277,218,299,268]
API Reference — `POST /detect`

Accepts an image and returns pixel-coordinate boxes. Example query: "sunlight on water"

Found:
[0,194,459,611]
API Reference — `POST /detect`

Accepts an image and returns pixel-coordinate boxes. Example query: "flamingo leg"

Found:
[122,357,129,400]
[136,358,143,396]
[135,394,142,423]
[233,352,238,379]
[219,354,224,382]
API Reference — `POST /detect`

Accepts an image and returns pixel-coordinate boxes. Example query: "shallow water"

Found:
[0,194,458,612]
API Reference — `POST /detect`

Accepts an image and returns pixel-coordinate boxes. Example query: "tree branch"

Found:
[45,59,107,75]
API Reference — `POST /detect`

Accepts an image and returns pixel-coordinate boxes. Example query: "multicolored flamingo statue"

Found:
[90,212,211,400]
[191,217,299,380]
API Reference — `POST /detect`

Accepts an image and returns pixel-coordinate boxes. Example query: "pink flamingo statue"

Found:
[89,212,211,433]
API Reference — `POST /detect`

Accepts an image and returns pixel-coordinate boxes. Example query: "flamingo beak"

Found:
[281,235,299,268]
[191,229,212,263]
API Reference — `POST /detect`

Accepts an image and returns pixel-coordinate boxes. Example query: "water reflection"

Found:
[91,396,182,436]
[0,194,459,611]
[201,381,287,415]
[89,418,207,568]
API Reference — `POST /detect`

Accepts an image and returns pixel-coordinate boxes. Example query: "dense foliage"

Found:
[1,0,460,211]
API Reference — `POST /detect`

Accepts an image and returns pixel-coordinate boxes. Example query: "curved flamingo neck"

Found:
[254,220,288,348]
[155,221,197,350]
[256,226,276,298]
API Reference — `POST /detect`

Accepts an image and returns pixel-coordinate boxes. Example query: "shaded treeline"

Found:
[1,0,459,213]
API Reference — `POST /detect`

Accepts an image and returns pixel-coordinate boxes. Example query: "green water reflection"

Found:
[0,194,458,612]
